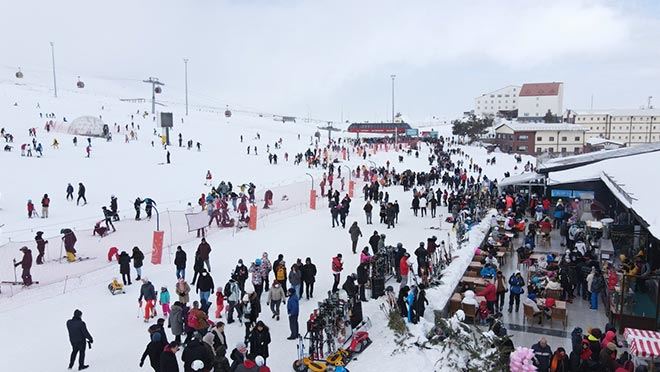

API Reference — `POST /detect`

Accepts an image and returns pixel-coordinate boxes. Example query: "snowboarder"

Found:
[66,309,93,370]
[77,183,87,205]
[14,246,33,285]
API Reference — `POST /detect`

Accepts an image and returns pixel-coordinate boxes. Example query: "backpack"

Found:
[223,282,232,298]
[187,311,199,329]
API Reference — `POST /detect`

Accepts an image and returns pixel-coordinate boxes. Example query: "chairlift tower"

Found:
[143,77,164,114]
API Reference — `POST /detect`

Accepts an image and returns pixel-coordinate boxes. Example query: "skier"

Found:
[118,251,132,285]
[77,183,87,205]
[66,183,74,200]
[27,199,34,218]
[41,193,50,218]
[132,246,145,281]
[139,278,158,322]
[331,254,343,293]
[174,245,187,280]
[34,231,47,265]
[66,309,93,370]
[14,246,33,285]
[61,228,78,262]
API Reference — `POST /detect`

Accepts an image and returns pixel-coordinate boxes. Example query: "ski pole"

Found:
[59,239,64,264]
[13,259,17,283]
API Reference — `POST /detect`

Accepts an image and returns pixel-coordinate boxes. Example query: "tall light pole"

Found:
[143,77,164,114]
[391,74,397,148]
[183,58,189,116]
[50,42,57,98]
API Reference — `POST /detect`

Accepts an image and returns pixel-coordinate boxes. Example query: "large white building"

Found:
[567,109,660,145]
[474,85,520,116]
[517,82,564,121]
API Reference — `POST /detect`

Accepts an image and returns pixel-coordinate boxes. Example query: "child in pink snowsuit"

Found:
[159,287,171,318]
[214,287,225,319]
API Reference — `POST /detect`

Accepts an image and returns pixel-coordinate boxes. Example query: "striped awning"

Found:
[624,328,660,359]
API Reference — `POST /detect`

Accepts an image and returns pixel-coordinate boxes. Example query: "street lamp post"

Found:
[50,42,57,98]
[391,74,397,149]
[183,59,189,116]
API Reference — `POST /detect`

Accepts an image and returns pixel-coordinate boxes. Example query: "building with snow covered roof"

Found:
[517,82,563,121]
[492,121,587,155]
[474,85,520,116]
[566,108,660,146]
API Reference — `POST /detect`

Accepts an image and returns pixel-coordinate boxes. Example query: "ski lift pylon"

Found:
[76,76,85,89]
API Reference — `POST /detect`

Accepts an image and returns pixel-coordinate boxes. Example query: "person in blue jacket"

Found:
[508,271,525,313]
[480,264,497,279]
[407,286,417,323]
[286,288,299,340]
[553,200,565,229]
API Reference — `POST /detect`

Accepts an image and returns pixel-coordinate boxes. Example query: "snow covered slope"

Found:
[0,71,531,371]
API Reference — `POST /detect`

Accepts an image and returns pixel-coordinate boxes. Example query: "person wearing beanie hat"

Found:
[140,331,166,371]
[598,342,618,371]
[14,246,33,285]
[191,360,204,371]
[66,309,93,370]
[230,342,247,371]
[34,231,47,265]
[255,355,271,372]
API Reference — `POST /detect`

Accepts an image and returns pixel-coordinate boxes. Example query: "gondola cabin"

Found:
[154,86,162,94]
[224,107,232,118]
[347,122,411,134]
[76,76,85,88]
[15,68,23,79]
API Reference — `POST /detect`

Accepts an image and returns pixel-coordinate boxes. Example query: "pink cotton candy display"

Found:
[509,347,537,372]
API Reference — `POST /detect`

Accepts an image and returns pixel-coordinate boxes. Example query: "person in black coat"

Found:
[66,309,93,370]
[398,286,410,318]
[191,254,205,285]
[181,337,214,371]
[342,274,358,299]
[35,231,48,265]
[248,321,271,363]
[415,288,429,317]
[77,183,87,205]
[300,258,317,300]
[357,262,369,302]
[118,251,132,285]
[14,246,33,285]
[132,246,145,281]
[174,246,187,280]
[368,231,379,255]
[159,342,180,372]
[140,332,166,371]
[414,243,428,276]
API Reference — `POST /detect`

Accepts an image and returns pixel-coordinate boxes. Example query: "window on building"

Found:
[490,95,494,98]
[505,94,510,97]
[517,145,528,152]
[536,103,539,107]
[574,136,580,141]
[536,136,542,141]
[548,148,554,153]
[518,135,528,140]
[590,127,593,130]
[561,136,567,141]
[561,147,567,153]
[497,94,502,97]
[574,147,581,154]
[549,136,555,141]
[536,147,542,153]
[513,100,516,103]
[498,106,501,109]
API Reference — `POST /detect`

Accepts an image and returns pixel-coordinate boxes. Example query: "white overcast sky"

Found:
[2,0,660,122]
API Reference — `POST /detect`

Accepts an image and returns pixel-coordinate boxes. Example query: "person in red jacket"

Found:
[27,199,35,218]
[478,280,497,314]
[331,254,343,293]
[399,253,410,290]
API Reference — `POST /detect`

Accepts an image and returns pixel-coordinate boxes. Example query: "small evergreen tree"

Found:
[452,114,493,143]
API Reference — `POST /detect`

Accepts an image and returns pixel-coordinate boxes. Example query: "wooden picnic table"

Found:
[467,261,483,272]
[460,276,490,289]
[537,298,567,310]
[450,292,487,315]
